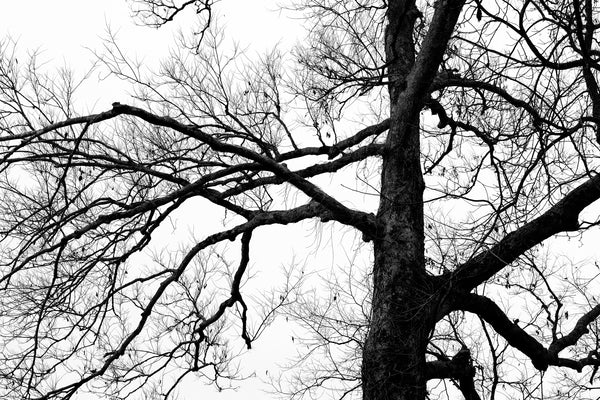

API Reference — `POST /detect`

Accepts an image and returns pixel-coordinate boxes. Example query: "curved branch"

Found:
[454,293,600,373]
[110,103,379,237]
[450,173,600,291]
[431,75,584,134]
[426,347,481,399]
[454,293,549,370]
[14,104,380,237]
[37,200,334,399]
[549,304,600,356]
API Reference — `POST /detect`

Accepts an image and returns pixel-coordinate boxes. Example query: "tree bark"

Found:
[361,115,432,399]
[361,1,432,399]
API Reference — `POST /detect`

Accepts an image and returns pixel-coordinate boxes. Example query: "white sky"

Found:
[1,0,302,107]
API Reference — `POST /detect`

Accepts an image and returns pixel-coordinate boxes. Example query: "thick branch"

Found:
[426,349,474,380]
[110,103,379,237]
[451,173,600,291]
[426,347,481,400]
[549,304,600,356]
[402,0,466,102]
[455,293,549,370]
[18,104,379,237]
[386,0,466,150]
[455,293,600,373]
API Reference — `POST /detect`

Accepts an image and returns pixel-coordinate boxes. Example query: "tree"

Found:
[2,0,600,399]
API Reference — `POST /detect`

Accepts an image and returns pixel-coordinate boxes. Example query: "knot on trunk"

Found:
[425,346,476,380]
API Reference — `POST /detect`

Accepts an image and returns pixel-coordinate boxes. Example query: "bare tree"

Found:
[2,0,600,399]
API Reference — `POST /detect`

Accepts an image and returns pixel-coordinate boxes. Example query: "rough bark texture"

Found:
[362,0,465,399]
[361,1,429,398]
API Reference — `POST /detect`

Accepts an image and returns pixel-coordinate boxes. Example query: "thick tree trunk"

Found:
[362,118,432,399]
[361,1,433,399]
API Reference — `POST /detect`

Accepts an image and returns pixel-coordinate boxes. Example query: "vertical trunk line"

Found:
[362,1,432,399]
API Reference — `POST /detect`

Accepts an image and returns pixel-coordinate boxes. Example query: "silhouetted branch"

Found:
[451,173,600,291]
[455,292,600,374]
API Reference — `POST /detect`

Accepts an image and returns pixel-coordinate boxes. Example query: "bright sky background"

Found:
[0,1,318,399]
[0,0,302,107]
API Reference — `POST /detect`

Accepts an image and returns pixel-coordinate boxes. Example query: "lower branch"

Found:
[426,347,481,400]
[193,230,253,353]
[37,201,331,399]
[454,292,600,373]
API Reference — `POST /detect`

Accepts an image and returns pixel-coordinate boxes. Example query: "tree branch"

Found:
[15,104,380,237]
[431,75,585,134]
[450,173,600,291]
[549,304,600,356]
[426,347,481,399]
[37,200,335,399]
[277,119,389,161]
[403,0,466,101]
[110,103,379,237]
[455,293,600,373]
[454,293,549,370]
[193,230,254,354]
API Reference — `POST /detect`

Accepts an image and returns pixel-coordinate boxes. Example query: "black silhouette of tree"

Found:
[2,0,600,399]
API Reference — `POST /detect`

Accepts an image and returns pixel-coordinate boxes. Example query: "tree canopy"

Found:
[2,0,600,399]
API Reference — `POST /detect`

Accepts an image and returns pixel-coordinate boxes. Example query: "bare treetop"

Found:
[1,0,600,399]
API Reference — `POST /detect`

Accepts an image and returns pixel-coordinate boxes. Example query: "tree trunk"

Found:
[361,1,432,399]
[362,116,432,399]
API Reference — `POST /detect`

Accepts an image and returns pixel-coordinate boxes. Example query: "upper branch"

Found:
[16,103,379,237]
[403,0,466,100]
[130,0,211,27]
[277,118,389,161]
[387,0,466,146]
[109,103,379,237]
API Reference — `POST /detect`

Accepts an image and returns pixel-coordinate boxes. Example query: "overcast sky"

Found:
[0,0,301,106]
